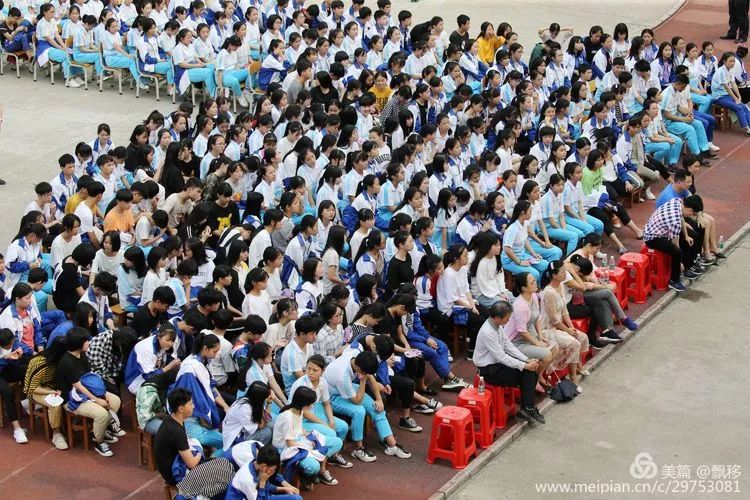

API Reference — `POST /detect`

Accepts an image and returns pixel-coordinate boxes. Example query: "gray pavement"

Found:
[452,238,750,500]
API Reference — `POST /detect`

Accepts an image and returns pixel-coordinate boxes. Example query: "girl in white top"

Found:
[349,209,374,261]
[469,232,512,308]
[149,0,170,31]
[242,268,273,326]
[139,246,168,305]
[173,29,217,97]
[253,164,277,210]
[192,24,216,63]
[320,226,349,295]
[289,355,351,467]
[222,380,273,449]
[295,259,324,313]
[243,7,262,59]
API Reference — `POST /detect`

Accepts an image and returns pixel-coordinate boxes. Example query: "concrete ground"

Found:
[452,236,750,500]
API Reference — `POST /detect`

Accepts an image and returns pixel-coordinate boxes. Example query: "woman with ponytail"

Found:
[281,214,319,290]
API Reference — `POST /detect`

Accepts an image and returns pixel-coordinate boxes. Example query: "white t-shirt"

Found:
[50,234,82,268]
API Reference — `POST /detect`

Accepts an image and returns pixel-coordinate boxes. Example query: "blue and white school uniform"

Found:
[500,220,548,282]
[562,179,603,236]
[50,172,78,214]
[258,53,288,91]
[5,237,41,289]
[540,189,579,255]
[209,22,232,52]
[711,65,750,128]
[592,47,612,86]
[280,340,314,393]
[172,41,217,97]
[375,179,404,230]
[79,287,114,331]
[125,335,176,394]
[225,454,295,500]
[282,233,317,290]
[428,172,453,207]
[101,29,140,81]
[192,36,216,63]
[545,62,568,92]
[137,33,174,84]
[0,303,43,355]
[455,215,483,246]
[172,354,224,450]
[294,280,322,315]
[432,207,457,252]
[315,183,341,221]
[581,115,611,142]
[409,238,437,275]
[651,57,675,88]
[117,266,144,312]
[290,375,349,442]
[73,28,104,77]
[36,17,72,78]
[217,48,248,96]
[342,168,365,206]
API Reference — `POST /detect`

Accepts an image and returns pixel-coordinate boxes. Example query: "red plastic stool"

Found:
[595,267,629,310]
[640,244,671,291]
[426,406,477,469]
[473,374,517,427]
[618,253,652,304]
[456,387,496,448]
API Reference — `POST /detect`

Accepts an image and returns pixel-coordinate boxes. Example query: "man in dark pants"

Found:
[721,0,750,43]
[472,301,545,425]
[643,196,704,293]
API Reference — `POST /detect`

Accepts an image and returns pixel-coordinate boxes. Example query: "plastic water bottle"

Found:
[719,236,725,252]
[600,253,608,269]
[609,256,616,271]
[602,267,610,284]
[478,376,485,395]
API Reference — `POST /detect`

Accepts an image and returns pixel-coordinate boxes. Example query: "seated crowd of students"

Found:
[0,0,738,497]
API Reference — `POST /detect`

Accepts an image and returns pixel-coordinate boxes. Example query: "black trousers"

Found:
[645,238,683,282]
[728,0,750,38]
[464,311,488,351]
[420,309,452,343]
[478,363,538,408]
[567,302,601,339]
[389,375,415,409]
[0,363,25,422]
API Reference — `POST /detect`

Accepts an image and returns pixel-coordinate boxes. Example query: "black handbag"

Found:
[549,371,580,402]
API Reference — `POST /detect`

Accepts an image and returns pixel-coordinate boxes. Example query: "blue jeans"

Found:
[73,50,104,75]
[501,252,549,283]
[693,110,715,142]
[530,239,564,261]
[185,416,224,455]
[565,213,603,236]
[713,95,750,128]
[410,337,451,378]
[330,389,392,443]
[104,54,140,82]
[186,66,217,96]
[692,92,712,113]
[3,32,31,52]
[46,47,72,78]
[664,119,708,154]
[143,417,163,435]
[646,136,683,166]
[221,69,248,96]
[296,435,343,476]
[545,223,579,255]
[144,60,174,84]
[302,402,349,441]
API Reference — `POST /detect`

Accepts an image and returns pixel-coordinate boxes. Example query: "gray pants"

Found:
[584,288,626,331]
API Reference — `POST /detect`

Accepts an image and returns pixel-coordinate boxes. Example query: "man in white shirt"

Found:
[474,301,545,424]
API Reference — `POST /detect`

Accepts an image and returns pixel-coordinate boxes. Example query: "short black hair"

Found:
[244,315,268,336]
[152,286,176,305]
[354,351,378,374]
[167,388,193,413]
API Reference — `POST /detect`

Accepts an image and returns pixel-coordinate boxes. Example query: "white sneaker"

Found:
[237,94,249,107]
[14,428,28,444]
[52,432,69,450]
[73,76,85,85]
[138,81,150,90]
[102,73,113,82]
[645,188,656,200]
[384,443,412,459]
[20,398,29,415]
[67,78,83,88]
[709,142,720,152]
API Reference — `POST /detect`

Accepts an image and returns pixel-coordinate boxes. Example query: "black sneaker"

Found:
[529,407,546,424]
[590,337,609,349]
[0,179,6,186]
[702,151,719,160]
[328,453,353,468]
[669,280,687,292]
[94,441,114,457]
[418,387,438,397]
[108,420,126,437]
[398,417,423,432]
[318,470,339,485]
[601,330,623,342]
[102,431,118,443]
[517,406,543,425]
[684,270,700,280]
[690,264,705,275]
[720,33,737,40]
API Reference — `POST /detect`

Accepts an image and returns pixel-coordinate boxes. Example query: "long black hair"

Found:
[469,231,502,278]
